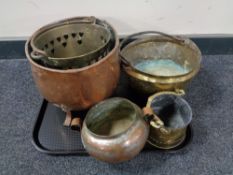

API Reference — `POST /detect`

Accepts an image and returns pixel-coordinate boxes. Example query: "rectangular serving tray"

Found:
[32,71,193,155]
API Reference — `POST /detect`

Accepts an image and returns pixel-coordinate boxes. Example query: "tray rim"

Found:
[31,99,193,155]
[31,100,88,155]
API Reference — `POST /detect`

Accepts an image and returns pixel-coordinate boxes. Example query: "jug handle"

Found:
[143,107,172,134]
[143,107,173,134]
[143,107,164,128]
[143,89,185,134]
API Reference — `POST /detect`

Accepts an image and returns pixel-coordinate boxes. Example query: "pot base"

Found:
[147,134,186,150]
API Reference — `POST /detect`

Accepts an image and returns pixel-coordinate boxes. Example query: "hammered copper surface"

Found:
[81,98,149,163]
[25,34,120,112]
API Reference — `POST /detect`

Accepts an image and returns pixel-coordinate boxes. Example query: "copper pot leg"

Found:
[71,117,82,131]
[63,111,72,126]
[63,111,82,131]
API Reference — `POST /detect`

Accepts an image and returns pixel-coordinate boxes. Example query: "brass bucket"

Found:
[144,90,192,149]
[120,31,202,94]
[30,17,113,69]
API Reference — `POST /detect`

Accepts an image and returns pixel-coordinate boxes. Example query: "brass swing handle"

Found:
[143,107,172,134]
[119,31,185,68]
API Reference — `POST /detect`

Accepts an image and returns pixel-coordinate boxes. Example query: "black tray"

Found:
[32,72,193,155]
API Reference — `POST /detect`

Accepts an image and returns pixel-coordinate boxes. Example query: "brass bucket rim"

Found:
[123,64,200,84]
[146,91,193,130]
[120,32,202,79]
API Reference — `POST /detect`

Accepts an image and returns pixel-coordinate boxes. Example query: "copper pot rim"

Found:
[25,17,119,74]
[83,97,140,139]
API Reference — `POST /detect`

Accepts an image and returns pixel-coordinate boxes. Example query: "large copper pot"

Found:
[25,17,120,114]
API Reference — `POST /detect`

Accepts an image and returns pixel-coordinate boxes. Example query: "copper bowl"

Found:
[81,97,149,163]
[25,17,120,113]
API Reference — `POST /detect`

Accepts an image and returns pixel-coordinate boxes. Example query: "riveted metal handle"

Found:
[30,50,47,60]
[120,31,184,50]
[143,107,172,134]
[58,16,97,25]
[143,90,185,134]
[143,107,164,127]
[143,107,171,134]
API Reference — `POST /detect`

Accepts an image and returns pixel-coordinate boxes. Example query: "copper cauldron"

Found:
[25,17,120,125]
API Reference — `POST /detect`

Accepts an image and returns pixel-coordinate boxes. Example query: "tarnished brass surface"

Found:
[81,98,149,163]
[120,31,202,94]
[30,17,113,69]
[145,91,192,149]
[25,21,120,112]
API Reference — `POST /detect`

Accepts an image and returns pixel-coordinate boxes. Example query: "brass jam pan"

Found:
[120,31,202,94]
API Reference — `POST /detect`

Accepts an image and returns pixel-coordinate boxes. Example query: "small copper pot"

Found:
[25,17,120,119]
[81,97,149,163]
